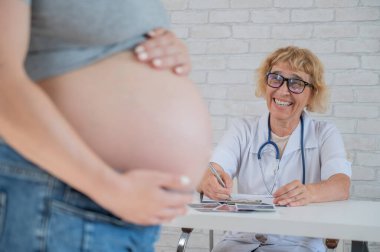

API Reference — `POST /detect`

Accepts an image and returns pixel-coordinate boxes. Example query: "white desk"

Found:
[166,200,380,251]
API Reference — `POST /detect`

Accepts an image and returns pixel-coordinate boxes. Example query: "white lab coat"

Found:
[211,111,352,252]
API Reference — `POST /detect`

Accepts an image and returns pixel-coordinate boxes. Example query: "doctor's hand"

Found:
[197,163,233,200]
[134,28,191,75]
[272,180,313,207]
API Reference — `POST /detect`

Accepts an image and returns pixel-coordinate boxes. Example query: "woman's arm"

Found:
[273,123,351,207]
[307,173,350,202]
[0,0,192,225]
[197,120,253,200]
[197,162,233,200]
[272,174,350,206]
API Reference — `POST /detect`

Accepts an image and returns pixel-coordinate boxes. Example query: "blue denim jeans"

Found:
[0,139,159,252]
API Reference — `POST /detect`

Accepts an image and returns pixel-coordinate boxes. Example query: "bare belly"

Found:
[39,51,212,185]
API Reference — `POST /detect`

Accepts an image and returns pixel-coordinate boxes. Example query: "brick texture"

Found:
[158,1,380,251]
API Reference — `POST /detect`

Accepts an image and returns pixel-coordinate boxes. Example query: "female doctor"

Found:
[198,46,351,252]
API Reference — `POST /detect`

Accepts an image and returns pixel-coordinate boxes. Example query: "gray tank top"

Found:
[23,0,169,81]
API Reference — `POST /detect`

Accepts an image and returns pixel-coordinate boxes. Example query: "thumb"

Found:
[159,174,193,193]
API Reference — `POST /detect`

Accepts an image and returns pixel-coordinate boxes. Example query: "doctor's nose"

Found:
[277,80,291,95]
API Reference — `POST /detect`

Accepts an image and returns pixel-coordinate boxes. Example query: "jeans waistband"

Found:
[0,137,53,181]
[0,138,125,223]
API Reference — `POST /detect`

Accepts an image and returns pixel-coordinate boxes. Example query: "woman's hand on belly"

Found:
[134,28,191,75]
[93,169,194,225]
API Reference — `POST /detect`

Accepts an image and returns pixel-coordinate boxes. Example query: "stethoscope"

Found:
[257,114,306,195]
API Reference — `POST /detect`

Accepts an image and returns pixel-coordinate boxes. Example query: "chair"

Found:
[325,239,339,251]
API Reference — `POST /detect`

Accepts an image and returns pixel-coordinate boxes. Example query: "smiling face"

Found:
[265,62,313,127]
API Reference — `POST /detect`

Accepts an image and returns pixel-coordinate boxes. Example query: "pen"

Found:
[274,204,288,207]
[208,163,226,188]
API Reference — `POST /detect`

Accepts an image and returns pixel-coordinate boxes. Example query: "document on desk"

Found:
[190,194,276,212]
[201,193,274,205]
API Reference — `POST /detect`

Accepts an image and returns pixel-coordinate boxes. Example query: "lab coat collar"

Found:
[250,111,271,155]
[250,111,318,156]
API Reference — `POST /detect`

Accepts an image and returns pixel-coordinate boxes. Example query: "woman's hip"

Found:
[0,139,159,251]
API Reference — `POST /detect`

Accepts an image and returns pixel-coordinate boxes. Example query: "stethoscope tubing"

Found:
[257,114,306,195]
[300,115,305,184]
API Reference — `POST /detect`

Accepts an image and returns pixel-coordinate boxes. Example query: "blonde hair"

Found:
[255,46,329,113]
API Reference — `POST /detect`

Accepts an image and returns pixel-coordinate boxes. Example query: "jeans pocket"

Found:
[51,199,127,226]
[46,200,130,252]
[0,191,7,238]
[47,200,157,252]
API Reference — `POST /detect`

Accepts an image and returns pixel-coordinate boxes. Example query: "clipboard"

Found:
[200,193,273,205]
[193,193,276,212]
[188,202,276,212]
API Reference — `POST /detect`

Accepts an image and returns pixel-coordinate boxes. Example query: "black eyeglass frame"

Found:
[266,72,313,94]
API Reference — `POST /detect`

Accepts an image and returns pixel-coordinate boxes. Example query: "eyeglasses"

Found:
[266,72,313,94]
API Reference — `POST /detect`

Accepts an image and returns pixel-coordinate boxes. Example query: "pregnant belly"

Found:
[39,52,212,185]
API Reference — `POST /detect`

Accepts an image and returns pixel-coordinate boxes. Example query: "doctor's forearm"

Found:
[307,174,350,203]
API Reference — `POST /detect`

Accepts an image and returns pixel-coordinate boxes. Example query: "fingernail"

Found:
[153,58,162,67]
[180,175,191,186]
[147,30,156,37]
[174,66,184,74]
[135,45,145,53]
[137,52,148,61]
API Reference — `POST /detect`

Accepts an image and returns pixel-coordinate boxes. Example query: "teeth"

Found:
[274,98,291,106]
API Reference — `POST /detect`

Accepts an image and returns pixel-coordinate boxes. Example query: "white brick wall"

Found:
[157,0,380,251]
